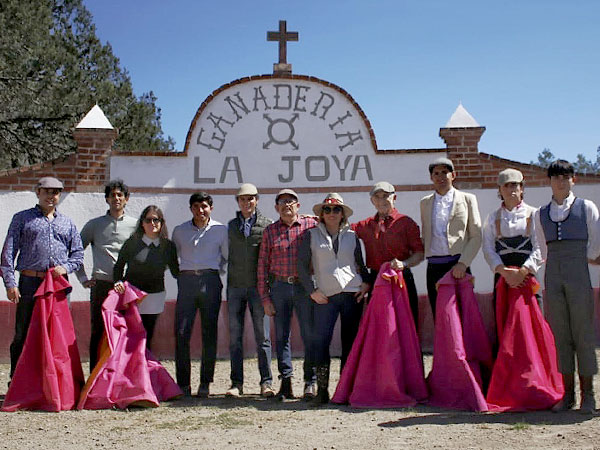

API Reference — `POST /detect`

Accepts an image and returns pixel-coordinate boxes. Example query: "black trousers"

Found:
[426,258,471,322]
[141,313,159,351]
[175,271,223,389]
[10,275,44,377]
[89,280,114,371]
[403,268,420,332]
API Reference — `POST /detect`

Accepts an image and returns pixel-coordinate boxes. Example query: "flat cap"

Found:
[497,168,523,186]
[37,176,64,190]
[428,157,455,173]
[236,183,258,197]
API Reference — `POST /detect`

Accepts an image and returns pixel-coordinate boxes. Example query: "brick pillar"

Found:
[72,128,117,192]
[439,126,486,189]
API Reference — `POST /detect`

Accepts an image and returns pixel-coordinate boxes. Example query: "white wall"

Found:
[2,182,599,302]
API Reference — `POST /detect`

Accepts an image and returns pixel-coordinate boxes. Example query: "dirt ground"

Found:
[1,354,599,450]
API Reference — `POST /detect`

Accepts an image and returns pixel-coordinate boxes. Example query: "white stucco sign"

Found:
[110,75,438,189]
[188,78,375,188]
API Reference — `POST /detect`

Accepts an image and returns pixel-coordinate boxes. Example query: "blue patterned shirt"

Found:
[1,205,84,288]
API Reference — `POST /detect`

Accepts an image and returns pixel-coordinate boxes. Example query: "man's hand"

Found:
[451,262,467,279]
[52,266,67,278]
[82,279,96,289]
[264,301,276,317]
[7,287,20,304]
[113,281,125,294]
[390,258,404,271]
[310,289,329,304]
[354,283,370,302]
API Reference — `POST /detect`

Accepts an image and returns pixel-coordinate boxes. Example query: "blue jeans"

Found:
[227,286,272,386]
[270,280,316,383]
[175,271,222,389]
[313,292,363,369]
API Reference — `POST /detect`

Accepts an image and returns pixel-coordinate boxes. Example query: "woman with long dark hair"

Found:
[113,205,179,350]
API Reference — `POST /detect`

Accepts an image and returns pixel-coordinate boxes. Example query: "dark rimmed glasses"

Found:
[143,217,162,225]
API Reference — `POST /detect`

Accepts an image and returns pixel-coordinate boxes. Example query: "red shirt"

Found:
[352,209,424,272]
[257,216,318,305]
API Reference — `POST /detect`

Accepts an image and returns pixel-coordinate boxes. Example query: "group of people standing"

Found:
[1,156,598,414]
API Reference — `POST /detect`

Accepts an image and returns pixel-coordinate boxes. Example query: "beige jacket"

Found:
[420,189,482,267]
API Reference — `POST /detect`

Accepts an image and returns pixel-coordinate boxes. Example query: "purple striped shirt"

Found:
[1,206,84,288]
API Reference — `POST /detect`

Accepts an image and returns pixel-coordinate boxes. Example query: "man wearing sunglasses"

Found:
[257,188,318,400]
[76,179,137,371]
[352,181,424,331]
[1,176,84,379]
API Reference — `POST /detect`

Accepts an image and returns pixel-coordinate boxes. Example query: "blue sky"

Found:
[83,0,600,165]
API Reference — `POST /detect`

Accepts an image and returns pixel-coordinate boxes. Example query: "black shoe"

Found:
[178,385,192,397]
[277,377,294,400]
[197,382,210,398]
[312,387,330,405]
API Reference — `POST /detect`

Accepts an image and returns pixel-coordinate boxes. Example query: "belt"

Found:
[20,269,47,278]
[427,255,461,265]
[272,274,300,284]
[180,269,218,276]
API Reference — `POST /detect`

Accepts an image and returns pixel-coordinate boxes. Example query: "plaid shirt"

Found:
[257,215,318,305]
[352,208,423,273]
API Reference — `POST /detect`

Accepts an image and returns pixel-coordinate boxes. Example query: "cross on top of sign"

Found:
[267,20,298,75]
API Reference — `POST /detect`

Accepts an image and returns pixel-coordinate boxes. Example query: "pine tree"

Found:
[0,0,174,170]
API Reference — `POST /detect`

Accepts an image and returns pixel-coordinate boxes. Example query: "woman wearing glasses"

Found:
[297,193,370,404]
[114,205,179,349]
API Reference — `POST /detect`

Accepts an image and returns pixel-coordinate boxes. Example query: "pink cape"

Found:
[2,271,84,412]
[331,262,428,408]
[77,282,181,409]
[486,276,563,411]
[427,272,493,411]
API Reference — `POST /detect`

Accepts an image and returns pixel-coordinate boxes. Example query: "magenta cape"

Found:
[77,282,181,409]
[427,272,493,411]
[331,262,428,408]
[2,272,84,412]
[486,276,563,411]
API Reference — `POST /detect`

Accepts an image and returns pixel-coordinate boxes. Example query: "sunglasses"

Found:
[143,217,162,225]
[277,198,297,205]
[323,206,343,214]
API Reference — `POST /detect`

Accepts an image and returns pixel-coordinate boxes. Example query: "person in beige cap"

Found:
[297,193,370,403]
[1,176,84,378]
[482,168,563,411]
[225,183,274,398]
[257,188,318,400]
[482,168,542,293]
[420,157,482,320]
[353,181,424,330]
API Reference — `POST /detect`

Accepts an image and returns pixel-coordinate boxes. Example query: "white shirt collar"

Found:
[142,235,160,246]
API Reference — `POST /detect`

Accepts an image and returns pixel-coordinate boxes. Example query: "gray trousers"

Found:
[544,240,598,376]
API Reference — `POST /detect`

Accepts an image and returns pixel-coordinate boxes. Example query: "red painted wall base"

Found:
[0,291,598,363]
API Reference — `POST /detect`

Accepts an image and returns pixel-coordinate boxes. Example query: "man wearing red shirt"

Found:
[353,181,424,330]
[257,188,318,400]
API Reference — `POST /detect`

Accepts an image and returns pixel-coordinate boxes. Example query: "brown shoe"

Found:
[260,382,275,398]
